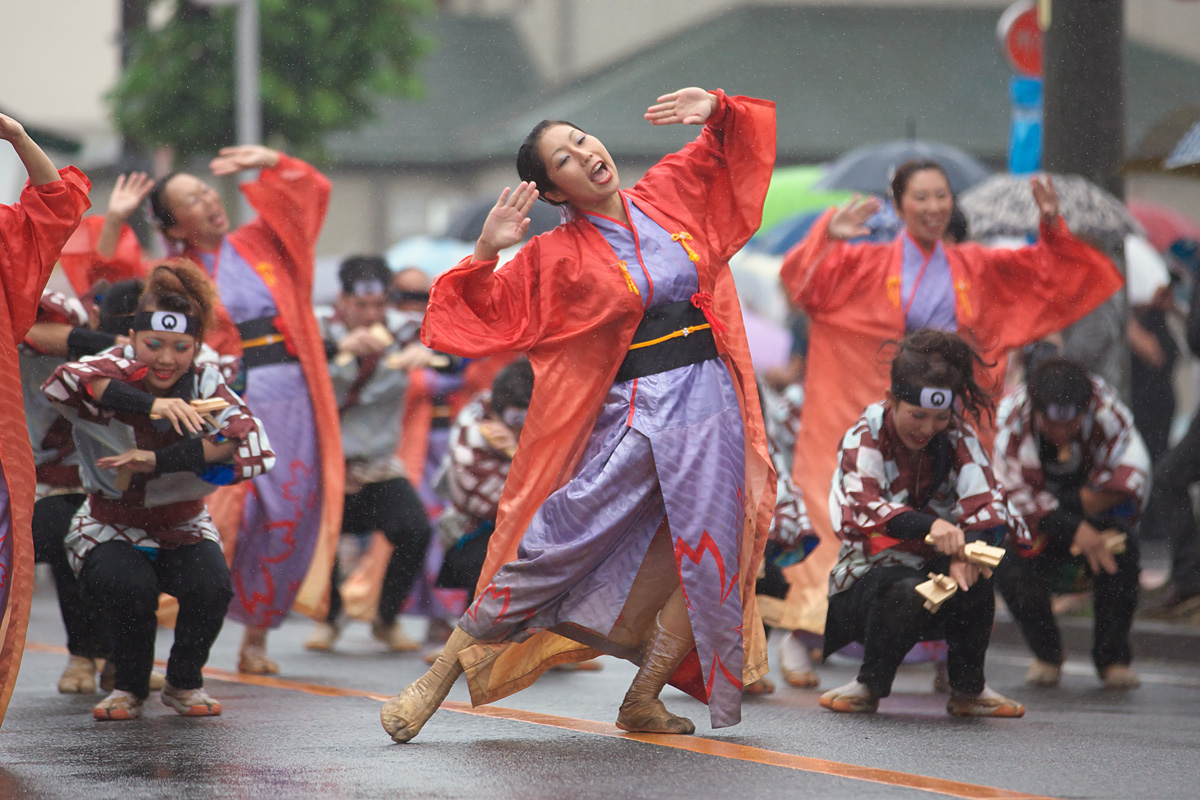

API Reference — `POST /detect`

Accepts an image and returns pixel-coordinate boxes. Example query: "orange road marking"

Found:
[26,641,1056,800]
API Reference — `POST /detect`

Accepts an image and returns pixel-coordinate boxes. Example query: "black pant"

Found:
[327,478,431,624]
[1140,411,1200,594]
[31,494,106,659]
[825,564,994,697]
[80,539,232,700]
[994,537,1140,669]
[435,524,494,603]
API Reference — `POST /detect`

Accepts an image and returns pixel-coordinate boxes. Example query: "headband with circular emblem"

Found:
[351,279,386,298]
[132,310,201,337]
[1037,402,1081,422]
[891,381,955,410]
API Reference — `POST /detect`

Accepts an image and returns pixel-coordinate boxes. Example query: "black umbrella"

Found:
[443,196,561,242]
[813,140,991,197]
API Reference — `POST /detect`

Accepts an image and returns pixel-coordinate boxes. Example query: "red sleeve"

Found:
[629,91,776,263]
[57,216,147,297]
[779,209,889,315]
[236,154,331,298]
[955,218,1124,353]
[0,167,92,342]
[421,239,554,358]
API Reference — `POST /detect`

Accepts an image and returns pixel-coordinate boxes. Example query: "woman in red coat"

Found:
[381,87,777,743]
[0,113,91,727]
[776,162,1124,656]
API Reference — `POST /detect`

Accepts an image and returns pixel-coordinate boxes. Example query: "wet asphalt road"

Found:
[3,582,1199,800]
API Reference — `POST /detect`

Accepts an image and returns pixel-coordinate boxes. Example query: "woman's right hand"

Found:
[106,172,156,222]
[928,518,966,559]
[150,397,205,435]
[827,194,881,240]
[476,182,539,261]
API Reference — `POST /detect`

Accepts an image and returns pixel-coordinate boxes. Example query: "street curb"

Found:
[991,611,1200,665]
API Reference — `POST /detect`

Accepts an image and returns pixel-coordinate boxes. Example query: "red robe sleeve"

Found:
[236,154,331,299]
[779,208,893,315]
[423,233,566,357]
[953,217,1124,354]
[57,216,147,297]
[630,90,776,263]
[0,168,92,342]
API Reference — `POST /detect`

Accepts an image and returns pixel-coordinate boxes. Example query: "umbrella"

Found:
[1165,119,1200,175]
[813,140,991,196]
[443,196,561,242]
[959,173,1142,249]
[385,235,475,276]
[1127,201,1200,253]
[1124,106,1200,175]
[759,165,852,232]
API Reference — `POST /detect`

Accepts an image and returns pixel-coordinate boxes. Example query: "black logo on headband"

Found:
[133,311,201,336]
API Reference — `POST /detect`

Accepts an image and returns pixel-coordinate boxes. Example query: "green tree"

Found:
[109,0,431,161]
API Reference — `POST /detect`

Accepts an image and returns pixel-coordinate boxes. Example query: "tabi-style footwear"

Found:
[304,622,341,652]
[819,680,880,713]
[238,648,280,675]
[1099,664,1141,689]
[1025,659,1062,687]
[743,676,776,696]
[946,685,1025,717]
[615,616,696,735]
[381,626,481,743]
[93,690,144,721]
[371,619,422,653]
[779,632,820,688]
[58,655,97,694]
[162,684,223,716]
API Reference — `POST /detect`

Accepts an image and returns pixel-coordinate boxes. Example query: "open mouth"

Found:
[590,160,612,185]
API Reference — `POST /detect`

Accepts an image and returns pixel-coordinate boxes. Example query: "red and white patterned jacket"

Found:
[20,291,89,493]
[829,401,1028,594]
[434,394,515,547]
[993,377,1150,557]
[42,346,275,509]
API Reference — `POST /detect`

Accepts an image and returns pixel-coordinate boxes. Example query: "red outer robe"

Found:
[777,209,1124,633]
[421,91,777,705]
[194,154,345,621]
[0,167,91,727]
[72,156,344,622]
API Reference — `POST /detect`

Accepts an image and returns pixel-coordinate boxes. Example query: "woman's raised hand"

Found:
[0,113,26,143]
[107,172,156,222]
[210,145,281,176]
[476,182,539,261]
[1030,175,1060,225]
[645,88,718,126]
[827,194,881,240]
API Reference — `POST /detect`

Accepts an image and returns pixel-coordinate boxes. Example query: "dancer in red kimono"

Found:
[380,87,776,743]
[0,113,91,727]
[777,162,1124,648]
[83,148,343,673]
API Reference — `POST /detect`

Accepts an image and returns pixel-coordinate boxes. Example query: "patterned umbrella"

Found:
[959,173,1142,249]
[813,140,991,196]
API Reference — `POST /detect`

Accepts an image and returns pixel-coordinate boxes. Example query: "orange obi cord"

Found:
[672,232,701,262]
[615,261,639,294]
[954,279,973,319]
[886,275,902,308]
[690,292,726,335]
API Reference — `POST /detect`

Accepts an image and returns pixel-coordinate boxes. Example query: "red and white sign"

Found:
[997,0,1043,77]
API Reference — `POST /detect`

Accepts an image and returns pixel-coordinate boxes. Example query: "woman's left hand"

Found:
[0,113,27,143]
[645,88,718,126]
[1030,175,1060,225]
[97,448,157,474]
[210,145,281,176]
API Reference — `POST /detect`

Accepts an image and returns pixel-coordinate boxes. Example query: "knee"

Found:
[877,579,927,620]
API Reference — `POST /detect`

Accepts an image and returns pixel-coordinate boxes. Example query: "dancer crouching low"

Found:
[819,329,1027,717]
[43,261,275,720]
